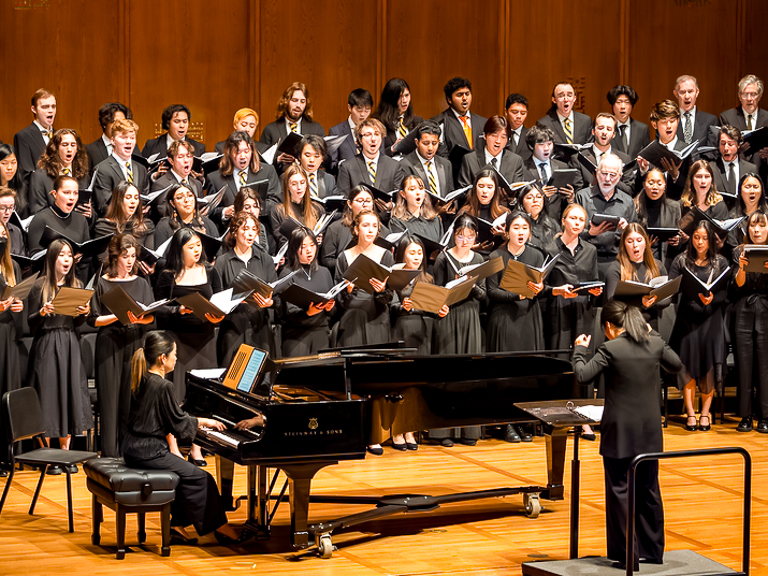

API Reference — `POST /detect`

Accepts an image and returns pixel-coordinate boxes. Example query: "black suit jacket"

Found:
[536,111,593,145]
[85,138,110,174]
[328,121,358,169]
[92,156,150,216]
[205,164,282,221]
[676,108,718,147]
[308,170,337,199]
[457,148,524,188]
[214,139,269,156]
[505,126,531,161]
[395,152,454,195]
[141,136,206,159]
[336,154,399,196]
[13,123,48,183]
[431,109,487,160]
[522,156,571,219]
[718,107,768,132]
[711,156,757,197]
[613,118,651,160]
[151,170,205,197]
[259,118,326,147]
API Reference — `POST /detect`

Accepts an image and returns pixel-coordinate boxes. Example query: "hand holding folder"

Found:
[409,275,478,314]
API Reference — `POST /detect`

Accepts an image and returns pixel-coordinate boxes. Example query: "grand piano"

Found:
[183,346,577,558]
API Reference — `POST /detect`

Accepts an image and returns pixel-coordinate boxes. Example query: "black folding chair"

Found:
[0,388,98,532]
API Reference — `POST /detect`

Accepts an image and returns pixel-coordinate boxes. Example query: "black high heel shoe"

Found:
[187,453,207,466]
[698,415,711,431]
[684,416,698,431]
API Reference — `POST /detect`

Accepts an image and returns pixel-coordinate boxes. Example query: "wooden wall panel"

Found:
[384,0,505,122]
[740,1,768,98]
[627,0,739,125]
[0,0,123,145]
[127,0,251,150]
[505,0,624,125]
[258,0,379,136]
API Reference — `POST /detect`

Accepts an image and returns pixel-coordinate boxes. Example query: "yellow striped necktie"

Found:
[309,173,318,197]
[239,170,247,186]
[563,118,573,144]
[62,167,71,176]
[46,130,53,141]
[125,162,133,183]
[367,160,376,184]
[398,116,407,139]
[426,160,437,195]
[459,115,473,149]
[289,123,298,133]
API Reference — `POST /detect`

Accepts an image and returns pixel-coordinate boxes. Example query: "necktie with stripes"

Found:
[683,113,693,143]
[239,171,247,187]
[747,114,754,131]
[563,118,573,144]
[426,160,437,195]
[459,115,473,149]
[398,116,407,139]
[367,160,376,184]
[125,162,133,183]
[62,167,71,176]
[289,123,298,133]
[309,173,318,197]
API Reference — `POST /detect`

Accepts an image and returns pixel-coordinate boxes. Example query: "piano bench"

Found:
[84,458,179,560]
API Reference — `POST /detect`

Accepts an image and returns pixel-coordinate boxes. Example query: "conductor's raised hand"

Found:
[574,334,592,347]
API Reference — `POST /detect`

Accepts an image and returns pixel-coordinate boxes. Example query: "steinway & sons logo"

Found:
[282,417,343,436]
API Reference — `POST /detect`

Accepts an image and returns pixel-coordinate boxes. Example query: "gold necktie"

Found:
[125,161,133,183]
[46,130,53,140]
[309,173,318,197]
[398,116,407,139]
[289,123,298,133]
[367,161,376,183]
[239,171,247,186]
[62,167,71,176]
[564,118,573,144]
[460,115,473,149]
[426,160,437,195]
[747,114,754,131]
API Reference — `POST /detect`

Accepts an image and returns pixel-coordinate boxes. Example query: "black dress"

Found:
[668,253,729,393]
[388,213,444,243]
[214,246,276,365]
[390,281,437,354]
[544,237,600,352]
[334,250,394,347]
[528,213,559,252]
[122,373,227,536]
[153,216,220,249]
[572,332,682,566]
[433,250,486,354]
[486,245,545,352]
[269,201,325,247]
[604,259,669,331]
[0,263,23,466]
[26,278,93,439]
[92,218,156,250]
[87,276,156,457]
[154,266,222,402]
[276,264,335,356]
[319,219,391,274]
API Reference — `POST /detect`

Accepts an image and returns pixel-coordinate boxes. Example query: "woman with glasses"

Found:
[154,183,219,247]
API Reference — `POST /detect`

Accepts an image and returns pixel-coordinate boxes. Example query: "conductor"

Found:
[571,300,682,569]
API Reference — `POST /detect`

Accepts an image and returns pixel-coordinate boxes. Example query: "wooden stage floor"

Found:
[1,418,765,576]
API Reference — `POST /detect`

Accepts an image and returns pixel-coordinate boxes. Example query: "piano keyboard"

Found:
[199,426,262,449]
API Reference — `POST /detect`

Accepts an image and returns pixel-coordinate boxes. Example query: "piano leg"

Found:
[544,428,568,500]
[280,462,337,549]
[215,455,236,511]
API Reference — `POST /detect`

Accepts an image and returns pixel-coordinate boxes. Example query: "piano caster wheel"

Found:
[524,493,541,518]
[317,534,333,559]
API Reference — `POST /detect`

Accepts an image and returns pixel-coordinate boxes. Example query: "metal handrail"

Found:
[626,447,751,576]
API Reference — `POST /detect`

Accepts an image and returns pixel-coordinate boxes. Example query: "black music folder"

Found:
[613,275,682,303]
[680,266,731,299]
[99,284,170,325]
[743,245,768,273]
[41,226,112,259]
[278,279,349,308]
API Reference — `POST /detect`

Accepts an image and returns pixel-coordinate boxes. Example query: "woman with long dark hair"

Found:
[233,186,273,254]
[374,78,422,156]
[154,227,223,465]
[572,300,681,569]
[94,181,155,249]
[215,211,275,365]
[276,227,336,356]
[88,234,155,457]
[27,239,92,465]
[519,185,558,250]
[0,144,28,217]
[154,182,219,247]
[123,330,243,545]
[726,173,767,254]
[669,220,729,431]
[634,167,682,267]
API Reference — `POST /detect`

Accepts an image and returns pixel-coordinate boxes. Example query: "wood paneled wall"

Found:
[1,0,766,150]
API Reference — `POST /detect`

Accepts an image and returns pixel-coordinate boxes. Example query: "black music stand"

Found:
[514,399,603,560]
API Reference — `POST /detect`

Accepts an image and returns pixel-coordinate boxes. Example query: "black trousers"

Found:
[125,451,227,536]
[733,303,768,419]
[603,456,664,565]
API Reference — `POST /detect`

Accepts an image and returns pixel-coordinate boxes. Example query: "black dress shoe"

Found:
[214,530,246,546]
[391,442,407,451]
[504,424,521,443]
[405,442,418,451]
[170,528,198,545]
[737,417,753,432]
[757,420,768,434]
[458,438,477,446]
[366,445,384,456]
[684,416,698,431]
[698,415,711,431]
[187,454,207,466]
[440,438,454,447]
[46,465,62,476]
[517,425,534,442]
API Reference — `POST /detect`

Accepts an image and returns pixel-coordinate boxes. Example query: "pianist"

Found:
[122,330,244,545]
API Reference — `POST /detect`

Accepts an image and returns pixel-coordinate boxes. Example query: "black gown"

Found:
[276,264,335,356]
[319,219,391,274]
[486,244,546,352]
[26,278,93,439]
[388,213,444,243]
[214,246,276,365]
[668,253,729,393]
[0,263,23,466]
[432,250,486,354]
[603,259,669,331]
[122,373,227,536]
[334,250,394,347]
[153,216,220,249]
[390,281,437,354]
[155,266,222,402]
[88,276,156,457]
[269,200,325,247]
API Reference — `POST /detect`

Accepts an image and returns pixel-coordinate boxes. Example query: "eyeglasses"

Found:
[456,233,476,241]
[352,197,373,205]
[0,205,15,213]
[598,171,619,179]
